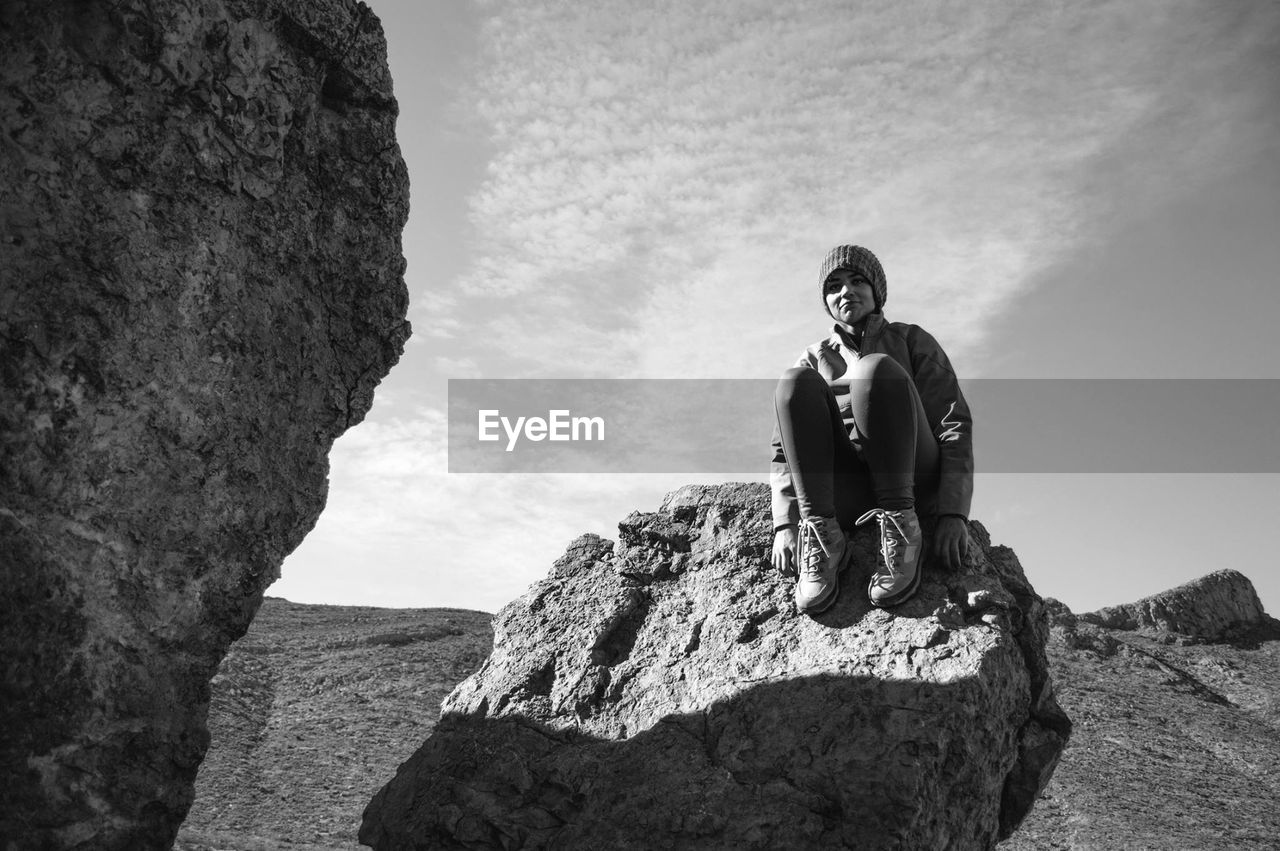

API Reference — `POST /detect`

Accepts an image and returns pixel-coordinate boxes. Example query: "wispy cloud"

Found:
[271,405,751,610]
[276,0,1280,613]
[408,289,464,339]
[427,0,1278,378]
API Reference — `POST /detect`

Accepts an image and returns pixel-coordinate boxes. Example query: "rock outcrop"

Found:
[1008,580,1280,851]
[1077,570,1268,642]
[0,1,408,848]
[361,484,1070,850]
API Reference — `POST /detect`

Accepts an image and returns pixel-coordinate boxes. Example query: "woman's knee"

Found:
[846,354,918,413]
[846,352,908,380]
[775,365,825,405]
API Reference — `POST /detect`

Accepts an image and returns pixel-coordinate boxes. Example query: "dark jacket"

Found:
[771,313,974,529]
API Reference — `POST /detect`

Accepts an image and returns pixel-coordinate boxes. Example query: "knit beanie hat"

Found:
[819,245,887,314]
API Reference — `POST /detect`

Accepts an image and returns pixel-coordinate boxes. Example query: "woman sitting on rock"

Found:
[771,245,974,614]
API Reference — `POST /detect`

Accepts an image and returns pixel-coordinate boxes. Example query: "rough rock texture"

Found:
[176,599,493,851]
[1076,570,1267,642]
[361,483,1070,850]
[161,573,1276,850]
[1008,581,1280,850]
[0,1,408,848]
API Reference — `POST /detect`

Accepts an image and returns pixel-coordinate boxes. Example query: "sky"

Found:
[267,0,1280,618]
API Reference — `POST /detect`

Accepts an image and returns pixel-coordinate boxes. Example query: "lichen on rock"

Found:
[361,483,1071,850]
[0,0,408,847]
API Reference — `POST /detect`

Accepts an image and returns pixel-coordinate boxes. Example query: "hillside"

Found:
[177,575,1279,850]
[1004,580,1280,850]
[175,601,493,851]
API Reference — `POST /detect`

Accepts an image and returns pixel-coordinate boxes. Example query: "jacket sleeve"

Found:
[770,350,813,529]
[907,326,974,518]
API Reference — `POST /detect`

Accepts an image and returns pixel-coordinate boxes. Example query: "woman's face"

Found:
[823,268,876,326]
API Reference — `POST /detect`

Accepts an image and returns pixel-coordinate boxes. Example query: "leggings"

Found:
[774,353,939,528]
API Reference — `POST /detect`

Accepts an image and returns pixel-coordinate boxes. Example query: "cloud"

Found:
[409,290,464,339]
[414,0,1278,380]
[278,0,1280,615]
[434,356,482,378]
[270,404,753,610]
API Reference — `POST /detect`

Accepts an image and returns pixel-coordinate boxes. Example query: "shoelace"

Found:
[856,508,909,576]
[798,517,833,579]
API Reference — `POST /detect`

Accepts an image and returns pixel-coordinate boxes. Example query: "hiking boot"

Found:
[856,507,925,608]
[795,515,850,614]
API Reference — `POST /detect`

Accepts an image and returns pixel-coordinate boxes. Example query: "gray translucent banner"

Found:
[448,379,1280,473]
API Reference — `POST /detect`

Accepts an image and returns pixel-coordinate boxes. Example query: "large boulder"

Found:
[0,1,408,848]
[361,483,1071,850]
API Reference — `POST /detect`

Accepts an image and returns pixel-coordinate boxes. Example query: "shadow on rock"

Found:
[365,673,1035,850]
[360,483,1071,850]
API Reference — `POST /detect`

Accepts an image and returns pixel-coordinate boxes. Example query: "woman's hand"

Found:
[932,515,970,571]
[772,525,798,577]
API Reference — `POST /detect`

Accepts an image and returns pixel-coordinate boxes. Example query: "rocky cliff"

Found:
[0,1,408,848]
[360,483,1071,850]
[1076,569,1267,641]
[1007,579,1280,850]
